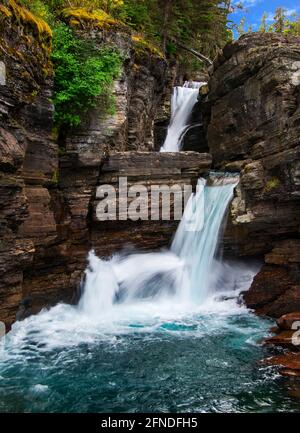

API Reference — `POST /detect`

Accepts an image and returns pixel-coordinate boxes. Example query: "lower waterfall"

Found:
[0,175,295,413]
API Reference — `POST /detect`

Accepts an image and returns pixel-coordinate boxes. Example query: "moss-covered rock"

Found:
[5,0,52,41]
[0,0,53,103]
[61,7,126,31]
[263,177,281,194]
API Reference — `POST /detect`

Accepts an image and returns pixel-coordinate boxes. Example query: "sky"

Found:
[228,0,300,33]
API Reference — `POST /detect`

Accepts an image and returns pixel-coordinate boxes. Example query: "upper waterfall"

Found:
[160,81,206,152]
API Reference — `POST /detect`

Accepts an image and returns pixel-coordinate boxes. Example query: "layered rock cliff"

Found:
[204,33,300,317]
[0,2,59,327]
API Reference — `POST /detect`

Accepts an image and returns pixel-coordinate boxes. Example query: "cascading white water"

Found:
[79,174,238,317]
[171,175,239,303]
[160,81,206,152]
[0,63,275,414]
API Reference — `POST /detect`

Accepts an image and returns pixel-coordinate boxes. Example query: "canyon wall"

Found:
[204,33,300,317]
[0,3,60,327]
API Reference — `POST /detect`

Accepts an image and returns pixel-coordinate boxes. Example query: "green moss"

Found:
[243,164,253,173]
[18,0,53,24]
[28,88,41,102]
[0,5,12,17]
[263,177,281,193]
[131,34,164,58]
[1,1,52,75]
[51,169,59,184]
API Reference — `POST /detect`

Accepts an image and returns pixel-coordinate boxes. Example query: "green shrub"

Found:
[51,23,121,129]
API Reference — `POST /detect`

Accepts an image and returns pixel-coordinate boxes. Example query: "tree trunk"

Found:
[162,0,172,53]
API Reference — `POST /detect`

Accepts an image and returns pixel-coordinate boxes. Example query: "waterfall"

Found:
[171,174,239,303]
[79,174,238,316]
[160,81,206,152]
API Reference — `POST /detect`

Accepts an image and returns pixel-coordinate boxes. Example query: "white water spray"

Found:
[160,81,206,152]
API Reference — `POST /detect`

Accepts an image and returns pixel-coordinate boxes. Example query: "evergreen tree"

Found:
[257,8,300,35]
[18,0,232,63]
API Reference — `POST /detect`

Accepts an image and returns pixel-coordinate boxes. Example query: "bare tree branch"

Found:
[171,39,213,66]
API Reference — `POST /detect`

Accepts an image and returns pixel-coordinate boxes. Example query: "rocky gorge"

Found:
[0,1,299,379]
[0,0,300,414]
